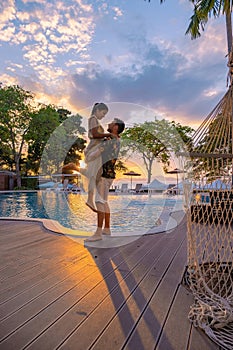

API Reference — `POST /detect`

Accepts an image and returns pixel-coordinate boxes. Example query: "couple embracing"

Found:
[81,102,125,242]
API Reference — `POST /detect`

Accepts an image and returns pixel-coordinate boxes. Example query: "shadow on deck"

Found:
[0,217,220,349]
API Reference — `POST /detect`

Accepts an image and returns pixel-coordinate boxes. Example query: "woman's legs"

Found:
[86,176,97,212]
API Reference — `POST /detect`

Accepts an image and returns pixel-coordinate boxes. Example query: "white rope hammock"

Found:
[183,85,233,349]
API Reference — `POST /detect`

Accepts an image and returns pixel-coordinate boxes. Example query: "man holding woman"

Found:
[83,102,117,212]
[85,117,125,242]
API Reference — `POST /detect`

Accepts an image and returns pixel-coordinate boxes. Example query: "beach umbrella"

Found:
[123,170,141,190]
[166,168,185,190]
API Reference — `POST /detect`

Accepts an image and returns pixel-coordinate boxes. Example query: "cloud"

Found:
[112,6,123,20]
[0,0,229,130]
[67,28,227,128]
[0,1,16,25]
[0,73,19,86]
[1,0,95,85]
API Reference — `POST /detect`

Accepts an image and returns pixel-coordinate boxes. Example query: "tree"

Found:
[25,105,63,175]
[64,137,86,165]
[121,119,193,183]
[40,113,86,174]
[0,84,87,186]
[0,85,35,187]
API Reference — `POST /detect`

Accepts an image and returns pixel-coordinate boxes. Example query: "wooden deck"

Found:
[0,218,221,350]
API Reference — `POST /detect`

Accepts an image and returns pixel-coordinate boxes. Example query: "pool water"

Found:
[0,191,183,233]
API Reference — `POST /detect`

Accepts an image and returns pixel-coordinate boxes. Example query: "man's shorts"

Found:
[95,177,113,204]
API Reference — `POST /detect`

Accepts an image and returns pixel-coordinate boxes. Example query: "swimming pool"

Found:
[0,191,183,235]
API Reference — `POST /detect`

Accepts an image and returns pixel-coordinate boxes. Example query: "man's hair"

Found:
[114,118,125,134]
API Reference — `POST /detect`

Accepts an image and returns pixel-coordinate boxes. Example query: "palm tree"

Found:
[186,2,233,178]
[146,0,233,79]
[185,0,233,83]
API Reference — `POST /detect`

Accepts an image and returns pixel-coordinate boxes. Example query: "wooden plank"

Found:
[52,228,186,349]
[120,225,187,350]
[189,325,221,350]
[1,223,165,348]
[0,216,216,350]
[0,221,37,232]
[0,257,45,281]
[0,238,87,287]
[0,216,223,350]
[1,232,55,251]
[24,235,172,350]
[0,256,42,279]
[0,251,93,319]
[0,263,99,345]
[0,233,86,277]
[0,248,88,302]
[86,231,187,350]
[0,222,43,236]
[0,221,153,303]
[0,230,39,244]
[0,252,43,274]
[0,232,168,349]
[156,285,193,350]
[0,222,49,244]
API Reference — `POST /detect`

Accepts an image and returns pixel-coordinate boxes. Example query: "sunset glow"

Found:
[0,1,228,129]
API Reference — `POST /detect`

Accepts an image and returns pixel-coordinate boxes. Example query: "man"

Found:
[85,118,125,242]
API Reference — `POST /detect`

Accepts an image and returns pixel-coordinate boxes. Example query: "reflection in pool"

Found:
[0,191,183,234]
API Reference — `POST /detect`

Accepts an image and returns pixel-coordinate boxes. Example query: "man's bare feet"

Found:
[85,235,102,242]
[85,229,102,242]
[102,228,111,235]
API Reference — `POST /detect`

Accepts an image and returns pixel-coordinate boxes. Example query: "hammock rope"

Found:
[183,84,233,349]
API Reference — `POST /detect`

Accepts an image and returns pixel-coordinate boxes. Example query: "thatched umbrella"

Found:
[61,162,80,184]
[166,168,185,190]
[123,170,141,190]
[62,162,80,174]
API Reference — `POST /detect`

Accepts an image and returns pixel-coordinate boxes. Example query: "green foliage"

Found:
[21,177,39,190]
[40,113,86,174]
[170,121,194,150]
[121,118,194,183]
[0,85,35,186]
[25,105,61,174]
[115,159,128,173]
[184,0,231,39]
[64,138,86,164]
[0,84,87,187]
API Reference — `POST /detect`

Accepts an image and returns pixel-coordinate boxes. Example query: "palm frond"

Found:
[185,10,208,38]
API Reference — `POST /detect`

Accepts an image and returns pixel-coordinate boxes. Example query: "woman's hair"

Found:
[91,102,108,115]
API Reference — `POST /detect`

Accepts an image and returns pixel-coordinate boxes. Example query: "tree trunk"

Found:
[226,12,233,85]
[226,12,232,55]
[226,12,233,186]
[147,159,153,183]
[15,155,21,188]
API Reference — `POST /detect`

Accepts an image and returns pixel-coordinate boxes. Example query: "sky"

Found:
[0,0,230,131]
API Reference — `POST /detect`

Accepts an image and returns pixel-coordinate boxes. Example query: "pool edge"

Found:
[0,209,185,237]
